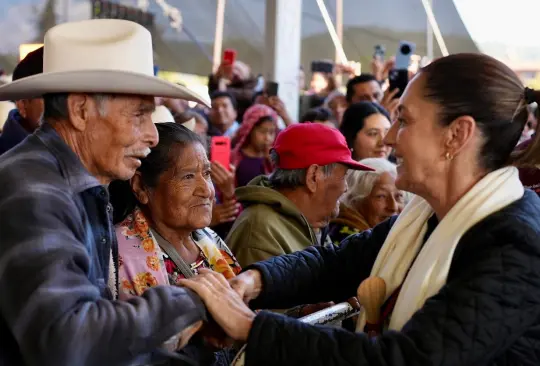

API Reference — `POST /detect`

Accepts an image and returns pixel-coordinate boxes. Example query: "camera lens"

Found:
[401,44,411,55]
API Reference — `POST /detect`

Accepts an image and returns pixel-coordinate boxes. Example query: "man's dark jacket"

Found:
[245,190,540,366]
[0,123,206,366]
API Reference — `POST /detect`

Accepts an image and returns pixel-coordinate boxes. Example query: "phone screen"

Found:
[266,81,279,97]
[210,136,231,171]
[223,49,237,66]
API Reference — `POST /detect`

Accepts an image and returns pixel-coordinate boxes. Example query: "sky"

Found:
[454,0,540,48]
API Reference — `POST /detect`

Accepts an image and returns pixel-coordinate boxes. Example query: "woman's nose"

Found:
[195,178,213,198]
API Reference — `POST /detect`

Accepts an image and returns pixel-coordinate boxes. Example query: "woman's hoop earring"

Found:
[445,152,453,161]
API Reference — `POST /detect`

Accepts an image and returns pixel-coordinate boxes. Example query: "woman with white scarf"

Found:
[178,53,540,366]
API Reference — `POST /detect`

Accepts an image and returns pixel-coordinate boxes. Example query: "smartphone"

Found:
[266,81,279,97]
[388,69,409,99]
[223,49,237,66]
[210,136,231,171]
[373,44,385,61]
[394,41,416,70]
[311,60,334,74]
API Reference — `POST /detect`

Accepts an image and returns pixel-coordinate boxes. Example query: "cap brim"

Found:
[342,158,375,171]
[0,69,211,107]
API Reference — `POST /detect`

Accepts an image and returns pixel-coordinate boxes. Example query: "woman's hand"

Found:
[179,269,255,342]
[228,269,263,304]
[267,96,295,126]
[211,199,241,226]
[380,87,400,122]
[211,162,236,199]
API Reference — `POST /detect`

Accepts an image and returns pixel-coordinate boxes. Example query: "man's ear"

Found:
[15,100,27,118]
[130,171,150,205]
[305,164,323,194]
[443,115,476,158]
[66,93,94,132]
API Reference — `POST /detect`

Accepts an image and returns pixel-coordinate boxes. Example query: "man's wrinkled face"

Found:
[210,96,237,129]
[311,163,349,228]
[83,94,158,183]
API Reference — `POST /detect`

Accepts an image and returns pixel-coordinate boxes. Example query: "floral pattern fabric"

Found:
[116,207,241,299]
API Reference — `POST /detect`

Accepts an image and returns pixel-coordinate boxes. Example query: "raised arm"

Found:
[0,186,206,366]
[247,217,396,310]
[244,227,540,366]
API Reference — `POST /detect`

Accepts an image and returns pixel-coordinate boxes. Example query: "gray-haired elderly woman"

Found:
[328,158,408,244]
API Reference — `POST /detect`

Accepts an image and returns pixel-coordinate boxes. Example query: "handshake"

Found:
[178,269,263,346]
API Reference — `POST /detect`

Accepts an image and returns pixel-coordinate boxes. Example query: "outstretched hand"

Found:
[179,269,256,342]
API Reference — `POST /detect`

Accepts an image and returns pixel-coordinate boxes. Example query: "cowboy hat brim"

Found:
[0,69,211,107]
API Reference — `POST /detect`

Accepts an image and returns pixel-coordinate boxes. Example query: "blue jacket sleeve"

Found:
[0,181,207,366]
[243,221,540,366]
[247,217,396,310]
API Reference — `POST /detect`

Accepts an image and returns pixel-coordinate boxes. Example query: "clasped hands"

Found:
[178,269,263,344]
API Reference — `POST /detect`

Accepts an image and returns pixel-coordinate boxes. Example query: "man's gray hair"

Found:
[43,93,113,121]
[341,158,412,207]
[268,149,337,189]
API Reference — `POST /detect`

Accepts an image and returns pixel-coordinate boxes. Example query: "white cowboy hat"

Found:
[0,19,210,107]
[151,105,196,131]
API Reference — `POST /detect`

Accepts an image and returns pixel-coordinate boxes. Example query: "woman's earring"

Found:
[445,152,453,161]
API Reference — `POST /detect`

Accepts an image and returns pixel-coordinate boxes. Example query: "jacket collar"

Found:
[35,122,102,193]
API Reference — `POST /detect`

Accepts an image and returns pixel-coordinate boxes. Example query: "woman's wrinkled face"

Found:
[249,120,277,153]
[384,73,447,194]
[147,142,215,231]
[358,172,404,227]
[353,113,391,160]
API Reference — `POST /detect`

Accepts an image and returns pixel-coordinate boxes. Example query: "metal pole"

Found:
[64,0,69,23]
[420,0,449,56]
[335,0,343,64]
[212,0,226,72]
[315,0,348,64]
[426,0,433,60]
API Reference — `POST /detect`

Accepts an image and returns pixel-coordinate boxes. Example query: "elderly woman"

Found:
[329,158,407,244]
[179,54,540,365]
[109,122,241,365]
[340,101,392,160]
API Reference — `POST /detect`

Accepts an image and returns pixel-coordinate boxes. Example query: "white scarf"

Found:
[356,167,524,332]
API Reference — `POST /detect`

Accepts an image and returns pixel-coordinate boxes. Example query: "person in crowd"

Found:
[300,106,335,128]
[515,94,540,195]
[340,101,392,161]
[226,123,372,267]
[325,90,348,126]
[0,46,44,154]
[208,91,240,138]
[519,103,538,143]
[180,53,540,366]
[231,104,278,188]
[0,19,211,365]
[346,73,399,120]
[109,123,240,365]
[329,158,406,244]
[208,60,258,121]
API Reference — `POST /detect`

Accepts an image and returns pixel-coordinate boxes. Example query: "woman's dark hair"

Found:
[419,53,536,171]
[109,123,204,224]
[339,101,390,150]
[300,107,333,123]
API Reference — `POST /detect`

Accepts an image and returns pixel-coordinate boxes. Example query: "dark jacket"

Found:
[0,123,206,366]
[245,190,540,366]
[0,109,30,155]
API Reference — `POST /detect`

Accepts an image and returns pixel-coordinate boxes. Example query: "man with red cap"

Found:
[226,122,372,270]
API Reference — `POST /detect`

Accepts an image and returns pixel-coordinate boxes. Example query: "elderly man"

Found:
[0,46,44,154]
[0,19,211,365]
[226,123,372,267]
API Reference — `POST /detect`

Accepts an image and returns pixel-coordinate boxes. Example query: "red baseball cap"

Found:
[272,123,374,171]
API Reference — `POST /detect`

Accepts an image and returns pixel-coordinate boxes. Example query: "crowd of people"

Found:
[0,17,540,366]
